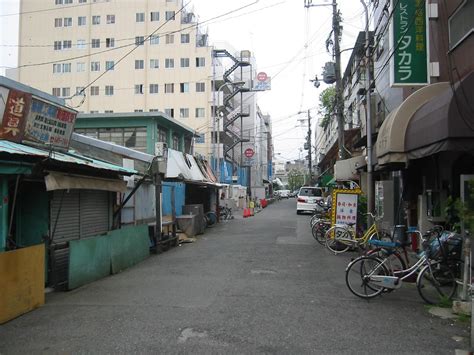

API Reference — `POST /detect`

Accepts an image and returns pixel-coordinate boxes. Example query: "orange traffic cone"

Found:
[243,208,248,218]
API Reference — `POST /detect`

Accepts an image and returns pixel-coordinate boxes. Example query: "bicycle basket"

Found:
[425,231,463,261]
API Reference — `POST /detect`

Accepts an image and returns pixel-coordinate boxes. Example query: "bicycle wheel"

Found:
[345,256,389,299]
[325,226,351,254]
[312,221,329,245]
[417,263,457,305]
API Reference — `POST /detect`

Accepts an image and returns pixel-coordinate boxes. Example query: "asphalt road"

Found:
[0,198,470,354]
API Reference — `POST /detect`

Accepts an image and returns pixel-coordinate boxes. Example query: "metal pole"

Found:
[0,177,8,251]
[308,109,312,184]
[361,0,374,224]
[333,0,346,160]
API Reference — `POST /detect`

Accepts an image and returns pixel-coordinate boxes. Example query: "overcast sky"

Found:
[0,0,367,161]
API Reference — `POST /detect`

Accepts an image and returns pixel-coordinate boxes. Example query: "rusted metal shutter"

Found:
[80,190,110,237]
[50,190,80,242]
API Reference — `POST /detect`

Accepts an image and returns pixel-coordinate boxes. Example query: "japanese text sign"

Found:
[0,89,31,142]
[24,99,77,149]
[331,189,361,226]
[391,0,428,86]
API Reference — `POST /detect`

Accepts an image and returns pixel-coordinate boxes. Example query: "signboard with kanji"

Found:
[23,99,77,149]
[0,88,31,142]
[331,188,361,226]
[390,0,429,86]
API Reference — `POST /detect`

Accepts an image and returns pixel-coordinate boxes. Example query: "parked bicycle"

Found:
[345,227,461,304]
[324,213,388,254]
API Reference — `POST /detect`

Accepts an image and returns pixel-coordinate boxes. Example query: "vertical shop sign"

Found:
[391,0,428,86]
[0,89,31,142]
[331,189,361,226]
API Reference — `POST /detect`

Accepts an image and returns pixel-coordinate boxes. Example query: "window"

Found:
[64,17,72,26]
[196,82,205,92]
[91,61,100,71]
[54,18,62,27]
[196,57,205,67]
[172,134,179,150]
[135,36,145,46]
[195,108,205,118]
[90,111,99,114]
[165,11,175,20]
[164,83,174,93]
[64,0,72,4]
[195,134,205,144]
[181,34,190,43]
[53,64,62,73]
[165,34,174,44]
[54,41,62,50]
[105,85,114,96]
[92,15,100,25]
[90,86,99,96]
[150,11,159,21]
[180,82,189,93]
[136,13,145,22]
[164,108,174,118]
[61,87,70,97]
[158,127,167,143]
[106,14,115,24]
[77,39,86,49]
[79,0,87,3]
[149,109,159,112]
[449,0,474,49]
[62,40,72,49]
[91,39,100,48]
[55,0,63,5]
[52,87,61,96]
[62,63,71,73]
[135,59,144,69]
[149,84,159,94]
[105,61,115,70]
[78,16,86,26]
[179,108,189,118]
[78,127,147,152]
[104,110,114,113]
[134,109,143,112]
[134,84,144,94]
[76,62,85,72]
[165,58,174,68]
[149,35,159,45]
[106,38,115,48]
[150,59,159,69]
[180,58,189,68]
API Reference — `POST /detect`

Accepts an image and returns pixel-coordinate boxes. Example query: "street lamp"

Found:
[215,81,246,182]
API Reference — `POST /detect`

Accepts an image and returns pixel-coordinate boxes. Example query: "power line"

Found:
[0,0,106,17]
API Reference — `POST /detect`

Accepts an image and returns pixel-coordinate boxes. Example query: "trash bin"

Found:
[183,204,204,234]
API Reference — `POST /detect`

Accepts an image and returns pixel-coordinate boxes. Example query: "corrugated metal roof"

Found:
[0,140,136,175]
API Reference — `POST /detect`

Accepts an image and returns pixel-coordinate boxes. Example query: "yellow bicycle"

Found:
[324,213,386,254]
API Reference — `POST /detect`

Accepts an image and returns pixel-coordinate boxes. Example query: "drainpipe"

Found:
[0,177,8,251]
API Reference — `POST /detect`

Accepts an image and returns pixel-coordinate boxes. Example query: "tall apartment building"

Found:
[13,0,214,156]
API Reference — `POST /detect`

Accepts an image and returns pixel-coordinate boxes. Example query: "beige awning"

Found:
[335,155,366,180]
[376,82,450,166]
[45,171,127,192]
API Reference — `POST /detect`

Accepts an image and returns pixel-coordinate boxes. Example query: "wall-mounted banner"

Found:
[253,72,271,91]
[0,88,32,142]
[24,99,77,149]
[390,0,428,86]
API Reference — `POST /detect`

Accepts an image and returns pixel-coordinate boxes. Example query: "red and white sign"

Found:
[0,89,31,142]
[244,148,254,158]
[256,72,268,82]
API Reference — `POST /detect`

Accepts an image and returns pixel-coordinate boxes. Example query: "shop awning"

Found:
[45,171,127,192]
[376,82,450,166]
[406,71,474,159]
[320,174,334,186]
[335,155,365,180]
[165,149,218,186]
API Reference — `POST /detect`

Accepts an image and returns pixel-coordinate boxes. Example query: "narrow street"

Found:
[0,200,469,354]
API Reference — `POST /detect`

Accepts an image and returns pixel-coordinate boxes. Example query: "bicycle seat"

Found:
[368,239,401,248]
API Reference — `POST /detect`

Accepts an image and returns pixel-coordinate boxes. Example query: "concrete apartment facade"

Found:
[14,0,213,156]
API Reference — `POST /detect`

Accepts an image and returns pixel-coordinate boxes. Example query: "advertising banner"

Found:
[390,0,428,86]
[331,188,361,226]
[24,99,77,149]
[0,88,32,142]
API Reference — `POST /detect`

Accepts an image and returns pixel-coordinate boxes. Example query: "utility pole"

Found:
[304,0,347,160]
[307,109,312,183]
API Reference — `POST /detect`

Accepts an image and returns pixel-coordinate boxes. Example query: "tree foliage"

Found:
[287,169,305,192]
[318,86,336,130]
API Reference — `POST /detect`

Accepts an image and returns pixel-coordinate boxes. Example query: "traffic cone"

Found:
[250,208,254,216]
[243,208,248,218]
